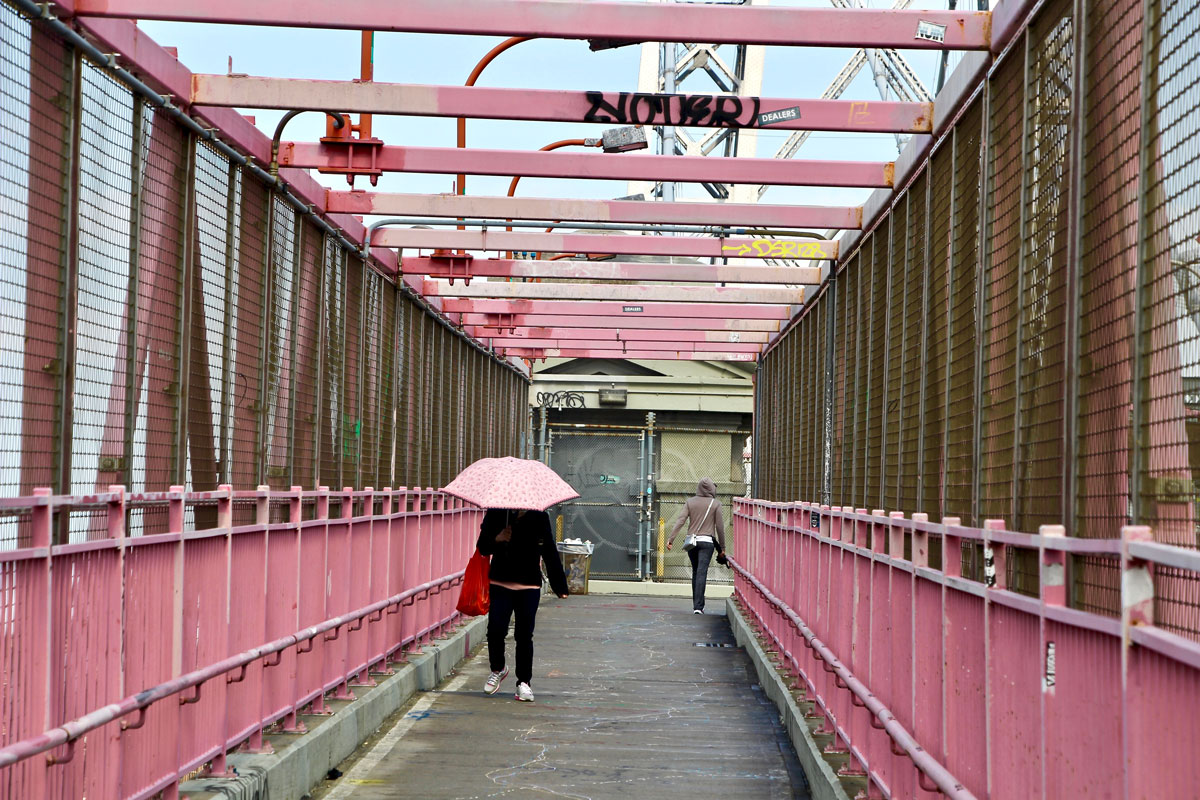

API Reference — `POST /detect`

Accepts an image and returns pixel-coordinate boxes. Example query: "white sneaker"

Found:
[514,682,535,702]
[693,609,703,615]
[484,666,508,695]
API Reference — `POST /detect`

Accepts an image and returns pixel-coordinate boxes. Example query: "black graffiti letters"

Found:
[583,91,764,128]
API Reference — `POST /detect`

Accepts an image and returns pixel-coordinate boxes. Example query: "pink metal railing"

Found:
[732,498,1200,800]
[0,485,479,800]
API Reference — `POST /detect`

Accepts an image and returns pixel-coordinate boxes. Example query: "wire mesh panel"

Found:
[1016,0,1074,530]
[815,293,829,502]
[358,271,381,487]
[1075,0,1143,538]
[901,174,927,514]
[830,270,848,502]
[71,59,134,501]
[377,284,397,490]
[792,321,804,499]
[867,232,888,509]
[129,104,187,502]
[885,212,906,511]
[980,47,1026,525]
[850,252,869,509]
[0,8,70,505]
[190,143,236,493]
[945,99,984,525]
[342,257,363,488]
[657,430,740,584]
[400,295,418,485]
[1139,0,1200,549]
[320,239,344,489]
[231,175,268,490]
[292,222,323,489]
[265,198,297,489]
[924,143,954,520]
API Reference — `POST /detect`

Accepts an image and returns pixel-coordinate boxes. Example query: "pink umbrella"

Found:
[441,456,580,511]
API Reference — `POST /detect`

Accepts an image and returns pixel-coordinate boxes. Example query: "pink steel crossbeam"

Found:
[192,75,933,134]
[72,1,991,50]
[467,326,771,343]
[404,257,821,285]
[489,338,762,352]
[378,229,838,260]
[279,143,894,189]
[328,192,862,230]
[501,348,757,361]
[423,280,806,305]
[441,299,797,318]
[459,314,781,331]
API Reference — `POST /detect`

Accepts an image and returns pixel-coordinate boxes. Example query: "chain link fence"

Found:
[0,2,529,545]
[754,0,1200,632]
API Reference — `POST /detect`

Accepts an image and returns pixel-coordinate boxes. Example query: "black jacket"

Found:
[476,509,570,597]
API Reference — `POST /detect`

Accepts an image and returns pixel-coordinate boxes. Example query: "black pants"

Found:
[688,542,716,612]
[488,584,541,685]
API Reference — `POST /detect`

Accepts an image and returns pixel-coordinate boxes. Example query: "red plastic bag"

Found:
[456,550,490,616]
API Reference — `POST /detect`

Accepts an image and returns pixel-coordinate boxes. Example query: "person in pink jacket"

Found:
[666,478,727,614]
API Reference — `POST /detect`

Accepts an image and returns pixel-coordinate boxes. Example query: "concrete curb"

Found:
[726,598,852,800]
[181,616,487,800]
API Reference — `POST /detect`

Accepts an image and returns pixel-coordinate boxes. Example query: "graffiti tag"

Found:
[583,91,769,128]
[721,240,828,259]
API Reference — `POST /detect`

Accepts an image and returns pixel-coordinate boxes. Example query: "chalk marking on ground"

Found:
[323,670,471,800]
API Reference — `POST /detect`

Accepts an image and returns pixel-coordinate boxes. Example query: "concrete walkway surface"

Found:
[315,594,810,799]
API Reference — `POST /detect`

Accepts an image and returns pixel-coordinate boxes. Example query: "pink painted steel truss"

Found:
[423,280,806,305]
[403,257,821,285]
[489,338,762,353]
[458,314,782,332]
[74,1,991,50]
[279,143,894,189]
[466,327,770,344]
[440,299,797,319]
[193,75,933,134]
[328,192,862,230]
[499,348,757,361]
[378,229,837,260]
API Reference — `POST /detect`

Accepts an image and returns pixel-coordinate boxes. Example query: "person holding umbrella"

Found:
[476,508,569,702]
[442,457,579,703]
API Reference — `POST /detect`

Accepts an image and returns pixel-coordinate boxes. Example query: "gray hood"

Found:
[696,478,717,498]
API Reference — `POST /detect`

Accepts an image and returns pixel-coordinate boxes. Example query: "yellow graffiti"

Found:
[722,240,828,259]
[848,100,873,126]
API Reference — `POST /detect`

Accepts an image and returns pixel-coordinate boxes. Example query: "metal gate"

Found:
[549,430,647,580]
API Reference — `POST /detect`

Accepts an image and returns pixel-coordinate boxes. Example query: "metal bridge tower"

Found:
[629,0,940,234]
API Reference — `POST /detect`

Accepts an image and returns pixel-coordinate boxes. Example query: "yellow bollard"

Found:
[656,517,666,578]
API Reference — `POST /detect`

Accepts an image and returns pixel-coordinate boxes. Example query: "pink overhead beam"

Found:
[488,338,762,352]
[378,229,838,260]
[193,75,933,134]
[405,257,821,285]
[441,299,797,318]
[465,326,771,343]
[501,348,757,362]
[328,192,862,230]
[459,314,781,331]
[279,143,894,189]
[423,280,805,304]
[72,1,991,50]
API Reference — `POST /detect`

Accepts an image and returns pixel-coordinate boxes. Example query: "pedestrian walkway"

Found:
[317,595,809,799]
